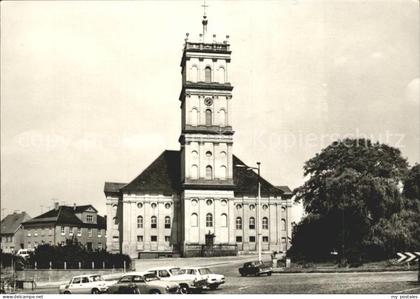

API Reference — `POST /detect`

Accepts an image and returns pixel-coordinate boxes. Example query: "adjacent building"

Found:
[104,14,294,258]
[21,204,106,251]
[0,212,31,253]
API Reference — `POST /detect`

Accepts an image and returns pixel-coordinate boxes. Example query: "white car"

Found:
[146,267,207,294]
[59,274,110,294]
[180,267,225,290]
[16,249,33,259]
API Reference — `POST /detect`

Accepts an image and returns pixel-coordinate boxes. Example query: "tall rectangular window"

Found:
[86,215,93,223]
[137,235,143,242]
[151,216,157,229]
[88,228,92,237]
[61,227,65,235]
[151,235,157,242]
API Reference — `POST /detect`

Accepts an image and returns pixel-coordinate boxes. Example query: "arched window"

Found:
[165,216,171,229]
[217,66,225,83]
[281,219,286,231]
[191,108,198,126]
[205,109,212,126]
[191,164,198,179]
[191,65,198,82]
[137,216,143,229]
[219,109,226,126]
[204,66,212,83]
[249,217,255,229]
[236,217,242,230]
[220,165,227,180]
[262,217,268,230]
[191,213,198,227]
[151,216,157,229]
[113,217,118,225]
[206,213,213,227]
[205,165,213,179]
[221,213,227,227]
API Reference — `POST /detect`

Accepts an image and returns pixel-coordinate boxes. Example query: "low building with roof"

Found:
[0,212,31,253]
[21,203,106,251]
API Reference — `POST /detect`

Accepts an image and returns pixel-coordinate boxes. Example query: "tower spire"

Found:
[201,0,208,39]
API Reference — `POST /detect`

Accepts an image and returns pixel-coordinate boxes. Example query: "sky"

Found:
[1,0,419,221]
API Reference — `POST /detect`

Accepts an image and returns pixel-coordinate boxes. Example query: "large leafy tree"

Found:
[291,139,409,262]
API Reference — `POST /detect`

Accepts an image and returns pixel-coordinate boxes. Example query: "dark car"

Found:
[107,272,179,294]
[239,261,273,277]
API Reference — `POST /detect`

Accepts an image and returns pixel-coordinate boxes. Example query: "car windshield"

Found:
[198,268,212,275]
[144,273,159,282]
[90,275,104,282]
[169,268,181,275]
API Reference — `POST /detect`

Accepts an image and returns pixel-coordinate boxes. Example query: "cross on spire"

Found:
[201,0,208,17]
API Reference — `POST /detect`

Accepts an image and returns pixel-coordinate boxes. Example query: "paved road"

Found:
[14,255,420,294]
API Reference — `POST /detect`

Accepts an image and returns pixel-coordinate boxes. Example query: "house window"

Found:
[263,236,269,243]
[220,165,227,179]
[151,235,157,242]
[236,204,242,210]
[206,213,213,227]
[61,227,65,235]
[249,236,256,243]
[165,236,170,242]
[204,66,212,83]
[165,216,171,229]
[249,204,255,211]
[34,230,38,236]
[151,203,157,209]
[262,204,268,210]
[236,217,242,230]
[41,229,45,236]
[191,108,198,126]
[98,243,103,250]
[27,231,31,237]
[220,214,227,227]
[191,213,198,227]
[137,235,143,242]
[262,217,268,230]
[249,217,255,230]
[137,216,143,229]
[137,203,143,209]
[236,236,243,243]
[151,216,157,229]
[205,109,212,126]
[281,219,286,231]
[165,203,171,209]
[98,229,102,237]
[205,165,213,179]
[77,227,82,236]
[69,227,73,236]
[86,215,93,223]
[88,228,92,237]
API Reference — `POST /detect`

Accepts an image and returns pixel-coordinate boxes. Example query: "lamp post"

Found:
[236,162,262,262]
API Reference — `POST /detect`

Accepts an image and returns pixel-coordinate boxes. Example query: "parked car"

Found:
[146,266,207,294]
[59,274,110,294]
[180,267,225,290]
[238,261,272,277]
[16,249,33,259]
[107,272,179,294]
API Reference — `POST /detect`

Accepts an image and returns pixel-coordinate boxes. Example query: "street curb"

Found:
[272,268,417,274]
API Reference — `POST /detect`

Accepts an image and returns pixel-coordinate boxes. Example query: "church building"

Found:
[104,13,293,259]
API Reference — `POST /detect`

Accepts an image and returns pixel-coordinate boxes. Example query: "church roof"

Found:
[117,150,289,198]
[122,150,180,194]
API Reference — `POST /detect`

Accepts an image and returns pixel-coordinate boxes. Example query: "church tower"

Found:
[179,11,237,255]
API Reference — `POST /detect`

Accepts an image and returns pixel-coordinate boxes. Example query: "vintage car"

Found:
[106,272,179,294]
[180,267,225,290]
[238,261,273,277]
[146,266,207,294]
[59,274,110,294]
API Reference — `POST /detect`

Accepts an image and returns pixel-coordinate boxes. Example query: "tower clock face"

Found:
[204,98,213,106]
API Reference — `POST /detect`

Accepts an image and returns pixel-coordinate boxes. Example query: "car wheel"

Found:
[255,272,260,277]
[149,289,161,294]
[63,291,71,294]
[240,273,246,277]
[267,272,272,276]
[209,285,218,290]
[179,284,189,294]
[91,288,100,294]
